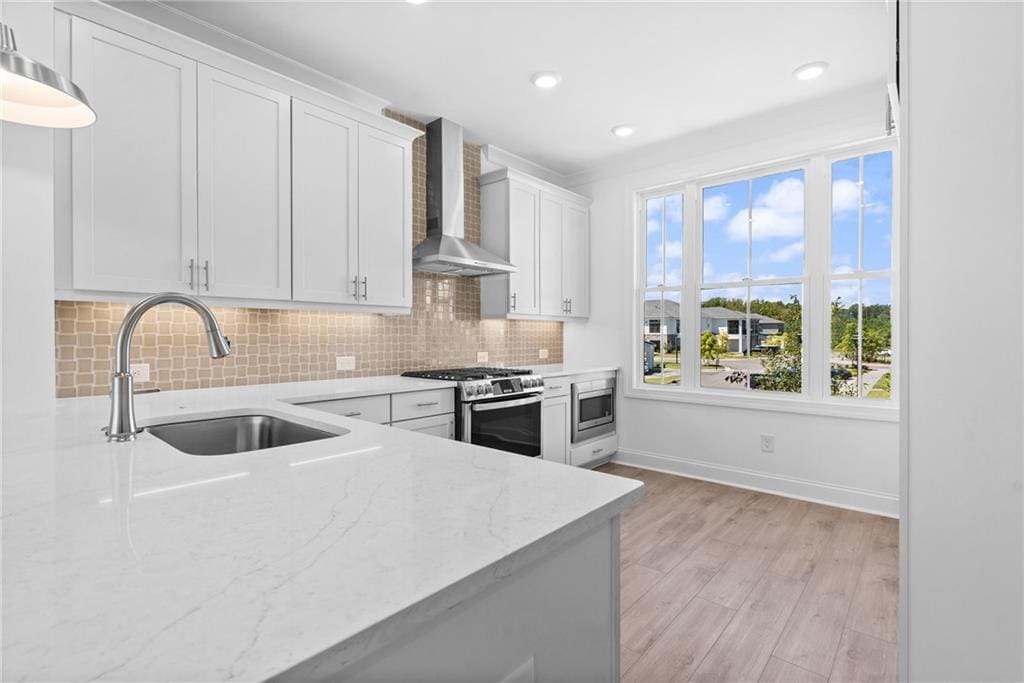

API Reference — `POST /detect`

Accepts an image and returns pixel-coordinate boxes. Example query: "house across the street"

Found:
[643,300,785,354]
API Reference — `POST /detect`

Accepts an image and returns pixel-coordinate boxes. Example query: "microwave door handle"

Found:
[471,395,543,412]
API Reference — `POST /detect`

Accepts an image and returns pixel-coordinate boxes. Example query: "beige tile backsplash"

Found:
[55,113,563,398]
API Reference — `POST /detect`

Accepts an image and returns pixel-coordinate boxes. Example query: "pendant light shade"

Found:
[0,23,95,128]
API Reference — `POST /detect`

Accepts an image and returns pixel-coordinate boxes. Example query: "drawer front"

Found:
[570,433,618,467]
[299,394,391,424]
[542,377,570,398]
[391,388,455,422]
[391,413,455,440]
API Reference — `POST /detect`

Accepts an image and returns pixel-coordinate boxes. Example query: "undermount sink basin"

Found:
[147,414,346,455]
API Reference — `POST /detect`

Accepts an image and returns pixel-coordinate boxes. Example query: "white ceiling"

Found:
[159,1,890,174]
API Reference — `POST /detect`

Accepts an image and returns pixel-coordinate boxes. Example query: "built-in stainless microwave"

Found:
[571,378,615,443]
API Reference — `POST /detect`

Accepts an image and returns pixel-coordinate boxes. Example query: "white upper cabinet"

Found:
[58,13,419,312]
[480,178,540,316]
[561,201,589,318]
[70,18,197,294]
[197,65,291,301]
[480,169,591,320]
[292,100,359,304]
[538,192,565,317]
[357,125,413,309]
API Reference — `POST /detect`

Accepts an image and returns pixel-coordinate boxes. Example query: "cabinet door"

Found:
[392,414,455,440]
[538,193,564,317]
[198,65,291,300]
[562,202,589,318]
[507,182,539,315]
[541,396,569,464]
[292,100,359,304]
[357,125,412,308]
[70,18,197,294]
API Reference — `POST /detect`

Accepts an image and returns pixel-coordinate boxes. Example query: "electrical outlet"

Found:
[130,363,150,383]
[539,348,549,360]
[477,351,489,363]
[336,356,356,371]
[760,434,775,453]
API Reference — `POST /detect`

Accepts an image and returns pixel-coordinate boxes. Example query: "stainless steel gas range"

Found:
[401,367,543,456]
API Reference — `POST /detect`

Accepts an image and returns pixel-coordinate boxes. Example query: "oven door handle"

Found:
[470,395,543,412]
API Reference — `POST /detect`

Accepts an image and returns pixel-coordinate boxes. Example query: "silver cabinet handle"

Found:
[187,258,195,290]
[361,276,368,300]
[510,292,517,311]
[416,401,440,407]
[592,447,604,455]
[352,276,359,301]
[343,411,362,417]
[548,385,563,391]
[203,260,210,291]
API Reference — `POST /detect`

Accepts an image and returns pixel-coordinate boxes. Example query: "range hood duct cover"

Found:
[412,118,516,277]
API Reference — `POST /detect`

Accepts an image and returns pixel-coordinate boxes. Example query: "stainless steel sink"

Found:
[147,414,346,455]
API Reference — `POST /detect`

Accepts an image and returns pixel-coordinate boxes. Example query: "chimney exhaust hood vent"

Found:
[412,118,516,277]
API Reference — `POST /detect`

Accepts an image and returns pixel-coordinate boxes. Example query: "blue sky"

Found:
[646,151,893,308]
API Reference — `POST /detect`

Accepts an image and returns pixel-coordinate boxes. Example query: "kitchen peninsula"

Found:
[2,377,642,681]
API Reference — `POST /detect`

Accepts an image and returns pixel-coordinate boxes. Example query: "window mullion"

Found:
[680,182,700,389]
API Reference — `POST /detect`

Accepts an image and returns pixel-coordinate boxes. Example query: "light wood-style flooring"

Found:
[597,463,899,683]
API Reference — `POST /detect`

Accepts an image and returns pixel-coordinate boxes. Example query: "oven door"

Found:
[573,386,615,443]
[462,395,542,457]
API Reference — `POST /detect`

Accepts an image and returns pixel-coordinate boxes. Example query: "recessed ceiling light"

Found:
[611,124,635,137]
[406,0,428,4]
[793,61,829,81]
[531,72,561,89]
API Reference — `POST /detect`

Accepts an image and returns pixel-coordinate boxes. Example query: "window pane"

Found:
[700,287,747,390]
[646,197,664,286]
[863,151,893,272]
[643,292,667,384]
[829,278,892,399]
[749,284,802,393]
[660,291,681,384]
[861,278,892,399]
[703,181,748,283]
[751,170,805,280]
[831,157,860,273]
[830,280,860,397]
[664,194,683,286]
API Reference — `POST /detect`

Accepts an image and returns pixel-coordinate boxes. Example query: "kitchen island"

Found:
[2,377,642,681]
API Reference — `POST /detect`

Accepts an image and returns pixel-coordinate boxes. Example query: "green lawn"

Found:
[868,372,892,399]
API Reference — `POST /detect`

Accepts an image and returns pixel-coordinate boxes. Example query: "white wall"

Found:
[902,2,1024,680]
[565,83,900,515]
[1,1,56,429]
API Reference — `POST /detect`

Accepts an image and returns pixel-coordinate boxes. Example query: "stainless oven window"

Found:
[578,392,613,425]
[466,396,542,457]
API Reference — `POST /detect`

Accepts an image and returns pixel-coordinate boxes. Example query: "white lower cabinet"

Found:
[570,433,618,468]
[296,394,391,424]
[392,413,456,440]
[541,395,569,464]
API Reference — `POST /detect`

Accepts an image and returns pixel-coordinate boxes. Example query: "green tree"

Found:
[701,330,718,367]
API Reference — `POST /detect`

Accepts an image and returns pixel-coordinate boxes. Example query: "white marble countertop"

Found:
[2,376,642,681]
[523,364,620,379]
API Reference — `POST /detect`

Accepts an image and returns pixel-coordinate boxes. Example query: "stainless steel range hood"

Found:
[412,118,516,277]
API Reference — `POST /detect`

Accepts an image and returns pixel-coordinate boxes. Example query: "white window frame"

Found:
[628,138,899,422]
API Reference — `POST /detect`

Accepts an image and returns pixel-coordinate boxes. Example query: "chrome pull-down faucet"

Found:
[105,293,231,442]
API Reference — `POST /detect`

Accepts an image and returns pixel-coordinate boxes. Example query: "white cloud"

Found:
[725,177,804,242]
[665,240,682,258]
[764,240,804,263]
[703,194,730,222]
[832,178,860,213]
[647,216,660,233]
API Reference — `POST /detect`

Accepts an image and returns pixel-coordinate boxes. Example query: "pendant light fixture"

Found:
[0,22,95,128]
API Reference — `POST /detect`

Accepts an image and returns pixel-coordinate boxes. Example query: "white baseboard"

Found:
[613,448,899,518]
